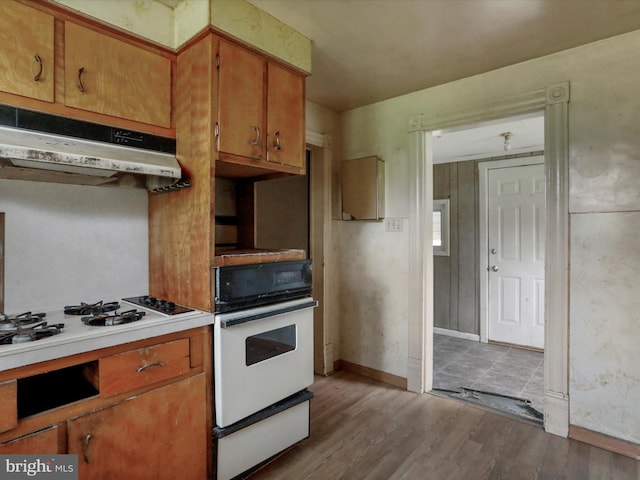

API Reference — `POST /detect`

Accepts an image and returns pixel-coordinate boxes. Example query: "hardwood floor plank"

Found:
[248,371,640,480]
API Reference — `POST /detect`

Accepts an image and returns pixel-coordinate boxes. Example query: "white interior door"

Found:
[488,163,545,349]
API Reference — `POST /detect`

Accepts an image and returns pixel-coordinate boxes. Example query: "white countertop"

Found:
[0,300,214,372]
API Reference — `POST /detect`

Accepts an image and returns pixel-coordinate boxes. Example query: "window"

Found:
[245,325,297,366]
[433,199,450,256]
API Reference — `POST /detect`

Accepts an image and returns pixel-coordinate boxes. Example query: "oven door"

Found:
[213,297,316,428]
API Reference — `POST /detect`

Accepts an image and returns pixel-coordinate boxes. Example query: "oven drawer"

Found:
[214,391,311,480]
[94,339,190,397]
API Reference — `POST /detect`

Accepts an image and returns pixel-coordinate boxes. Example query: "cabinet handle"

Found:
[273,131,282,151]
[251,125,261,146]
[136,360,164,373]
[78,67,86,93]
[83,433,92,463]
[33,54,43,82]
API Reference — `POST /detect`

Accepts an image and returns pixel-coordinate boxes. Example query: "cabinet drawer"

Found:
[96,339,190,397]
[0,380,17,434]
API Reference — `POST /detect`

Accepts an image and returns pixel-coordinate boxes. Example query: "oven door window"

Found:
[246,324,296,366]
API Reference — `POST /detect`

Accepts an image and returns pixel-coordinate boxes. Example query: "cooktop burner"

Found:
[81,309,146,327]
[64,301,120,316]
[0,312,47,331]
[0,315,64,345]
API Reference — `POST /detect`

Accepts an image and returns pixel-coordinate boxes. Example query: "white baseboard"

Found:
[434,327,480,342]
[545,391,569,437]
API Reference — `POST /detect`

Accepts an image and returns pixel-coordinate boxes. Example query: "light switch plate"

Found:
[385,218,403,232]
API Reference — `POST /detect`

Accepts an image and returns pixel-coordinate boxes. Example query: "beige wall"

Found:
[337,30,640,444]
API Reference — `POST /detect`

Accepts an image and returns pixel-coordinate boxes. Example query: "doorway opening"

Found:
[429,112,546,424]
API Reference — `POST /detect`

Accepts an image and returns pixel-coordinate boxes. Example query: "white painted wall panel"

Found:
[570,212,640,444]
[338,220,408,377]
[0,180,148,312]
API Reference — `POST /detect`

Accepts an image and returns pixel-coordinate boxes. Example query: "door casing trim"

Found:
[407,82,570,437]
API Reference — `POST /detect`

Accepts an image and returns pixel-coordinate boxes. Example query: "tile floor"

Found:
[432,333,545,415]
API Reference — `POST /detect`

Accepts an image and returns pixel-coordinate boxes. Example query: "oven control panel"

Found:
[122,296,194,315]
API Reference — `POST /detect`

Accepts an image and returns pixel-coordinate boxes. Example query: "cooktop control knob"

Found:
[156,299,175,311]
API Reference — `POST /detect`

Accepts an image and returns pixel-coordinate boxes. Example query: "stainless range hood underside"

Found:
[0,125,186,192]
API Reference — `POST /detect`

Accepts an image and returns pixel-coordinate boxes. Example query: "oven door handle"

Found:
[218,299,317,328]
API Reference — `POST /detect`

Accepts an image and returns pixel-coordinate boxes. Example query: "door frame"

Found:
[407,82,570,437]
[306,129,335,376]
[478,155,545,345]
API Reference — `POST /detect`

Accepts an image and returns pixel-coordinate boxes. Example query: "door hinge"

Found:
[216,54,220,70]
[215,122,220,138]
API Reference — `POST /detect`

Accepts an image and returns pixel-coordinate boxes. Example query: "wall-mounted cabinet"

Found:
[64,23,172,128]
[341,156,385,220]
[216,38,306,177]
[0,0,174,137]
[0,1,54,103]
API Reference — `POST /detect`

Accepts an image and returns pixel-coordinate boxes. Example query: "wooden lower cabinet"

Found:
[0,328,211,478]
[67,373,207,480]
[0,425,61,454]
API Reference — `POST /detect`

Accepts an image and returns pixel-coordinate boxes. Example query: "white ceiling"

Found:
[154,0,640,159]
[244,0,640,113]
[432,112,544,164]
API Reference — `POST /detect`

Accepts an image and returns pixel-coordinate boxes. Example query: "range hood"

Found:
[0,107,188,193]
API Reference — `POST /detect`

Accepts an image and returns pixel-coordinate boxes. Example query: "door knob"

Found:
[489,265,499,272]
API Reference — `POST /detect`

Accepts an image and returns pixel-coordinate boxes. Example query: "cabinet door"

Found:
[267,63,305,171]
[0,380,17,434]
[67,374,207,480]
[64,22,171,127]
[0,426,61,454]
[0,1,54,102]
[218,40,265,161]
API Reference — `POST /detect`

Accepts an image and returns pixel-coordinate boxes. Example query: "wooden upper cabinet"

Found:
[0,1,54,102]
[216,38,306,175]
[267,62,305,170]
[64,22,171,128]
[217,39,266,162]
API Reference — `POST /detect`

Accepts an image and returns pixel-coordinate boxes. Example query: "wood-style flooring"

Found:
[249,370,640,480]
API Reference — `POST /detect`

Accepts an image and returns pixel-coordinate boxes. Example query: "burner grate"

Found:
[64,301,120,316]
[0,312,46,331]
[81,309,146,327]
[0,320,64,345]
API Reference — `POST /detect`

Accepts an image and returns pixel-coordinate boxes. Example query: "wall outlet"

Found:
[385,218,403,232]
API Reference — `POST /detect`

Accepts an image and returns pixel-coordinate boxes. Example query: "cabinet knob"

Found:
[33,54,43,82]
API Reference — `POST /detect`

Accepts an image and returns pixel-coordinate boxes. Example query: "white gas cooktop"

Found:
[0,297,214,372]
